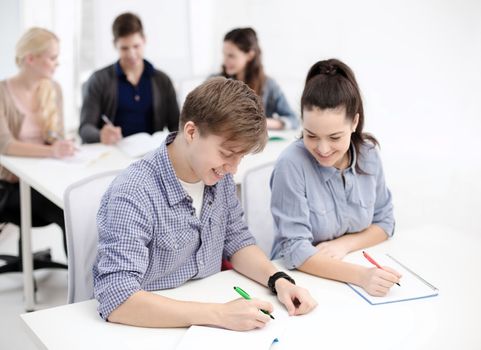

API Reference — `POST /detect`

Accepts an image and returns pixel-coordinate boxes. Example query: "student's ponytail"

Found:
[301,58,378,174]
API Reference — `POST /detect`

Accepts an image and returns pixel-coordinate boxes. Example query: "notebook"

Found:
[176,310,288,350]
[344,252,439,305]
[44,144,112,166]
[116,131,168,158]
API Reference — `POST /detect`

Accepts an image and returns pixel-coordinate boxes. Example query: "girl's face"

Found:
[222,40,254,77]
[28,39,59,79]
[302,107,358,170]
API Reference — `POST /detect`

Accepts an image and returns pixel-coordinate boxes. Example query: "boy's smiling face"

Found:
[183,122,246,186]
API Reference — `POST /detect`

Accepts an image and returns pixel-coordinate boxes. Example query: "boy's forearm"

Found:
[230,245,278,287]
[107,290,221,328]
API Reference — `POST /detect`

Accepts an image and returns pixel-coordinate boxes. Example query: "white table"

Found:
[20,226,481,349]
[0,133,295,311]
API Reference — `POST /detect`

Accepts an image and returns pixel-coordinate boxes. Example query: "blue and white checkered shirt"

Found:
[93,132,256,320]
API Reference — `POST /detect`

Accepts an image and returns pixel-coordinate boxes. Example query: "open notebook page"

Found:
[343,251,439,305]
[116,131,168,158]
[42,144,112,166]
[176,309,289,350]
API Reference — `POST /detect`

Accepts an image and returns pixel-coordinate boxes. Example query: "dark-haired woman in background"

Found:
[270,58,401,296]
[217,27,298,130]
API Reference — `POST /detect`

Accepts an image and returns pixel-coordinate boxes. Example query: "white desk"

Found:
[0,133,295,311]
[20,226,481,349]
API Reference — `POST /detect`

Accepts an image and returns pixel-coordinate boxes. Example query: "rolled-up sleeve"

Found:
[222,175,256,259]
[93,189,153,320]
[372,150,395,237]
[270,158,318,269]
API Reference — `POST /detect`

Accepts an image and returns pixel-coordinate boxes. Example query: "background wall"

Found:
[0,0,21,80]
[0,0,480,234]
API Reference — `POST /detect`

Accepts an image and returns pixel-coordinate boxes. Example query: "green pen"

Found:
[233,286,275,320]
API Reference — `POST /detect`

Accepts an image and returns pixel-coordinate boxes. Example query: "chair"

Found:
[0,186,67,277]
[63,170,120,303]
[241,162,276,257]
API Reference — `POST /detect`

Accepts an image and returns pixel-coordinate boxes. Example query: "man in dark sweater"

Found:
[79,12,179,144]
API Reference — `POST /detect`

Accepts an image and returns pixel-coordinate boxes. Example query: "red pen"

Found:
[362,251,401,286]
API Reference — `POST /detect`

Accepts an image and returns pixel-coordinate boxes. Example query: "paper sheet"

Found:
[176,310,289,350]
[344,252,439,305]
[116,131,167,158]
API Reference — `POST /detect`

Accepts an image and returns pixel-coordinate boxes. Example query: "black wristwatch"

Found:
[268,272,296,295]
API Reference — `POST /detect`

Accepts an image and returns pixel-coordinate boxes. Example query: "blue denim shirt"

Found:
[262,77,299,129]
[270,139,394,269]
[93,132,256,320]
[210,74,299,129]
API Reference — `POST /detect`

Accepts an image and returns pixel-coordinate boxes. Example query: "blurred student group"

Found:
[1,12,403,330]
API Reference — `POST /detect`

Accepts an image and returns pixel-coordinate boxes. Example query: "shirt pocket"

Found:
[154,229,199,275]
[208,214,226,247]
[347,196,375,230]
[308,201,338,242]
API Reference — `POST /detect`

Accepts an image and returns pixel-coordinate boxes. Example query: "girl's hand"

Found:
[360,266,402,296]
[51,139,76,158]
[266,118,284,130]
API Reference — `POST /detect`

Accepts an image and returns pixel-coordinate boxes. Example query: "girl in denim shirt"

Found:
[218,27,298,130]
[271,59,401,296]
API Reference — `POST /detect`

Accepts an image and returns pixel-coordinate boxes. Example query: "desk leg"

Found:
[20,179,35,311]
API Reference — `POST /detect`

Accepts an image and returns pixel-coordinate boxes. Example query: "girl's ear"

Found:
[352,113,359,132]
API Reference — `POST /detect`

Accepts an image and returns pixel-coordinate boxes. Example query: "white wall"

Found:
[0,0,21,79]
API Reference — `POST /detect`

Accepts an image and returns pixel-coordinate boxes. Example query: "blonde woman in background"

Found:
[0,27,74,254]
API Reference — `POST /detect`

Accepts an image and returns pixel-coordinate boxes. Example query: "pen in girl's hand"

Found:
[362,251,401,286]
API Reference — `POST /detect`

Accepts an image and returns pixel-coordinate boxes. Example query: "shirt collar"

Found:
[156,132,217,207]
[308,142,357,182]
[114,59,154,79]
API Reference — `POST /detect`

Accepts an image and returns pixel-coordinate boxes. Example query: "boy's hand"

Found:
[275,278,317,316]
[218,298,273,331]
[100,124,122,145]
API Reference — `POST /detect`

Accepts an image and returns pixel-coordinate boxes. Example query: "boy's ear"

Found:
[183,121,197,143]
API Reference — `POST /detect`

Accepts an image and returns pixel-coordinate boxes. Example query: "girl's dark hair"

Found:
[221,27,266,96]
[301,58,378,174]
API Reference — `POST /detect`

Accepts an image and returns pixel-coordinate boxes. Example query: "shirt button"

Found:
[174,244,179,249]
[199,260,204,266]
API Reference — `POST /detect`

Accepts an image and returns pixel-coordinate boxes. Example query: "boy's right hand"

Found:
[218,298,273,331]
[100,124,122,145]
[360,266,402,297]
